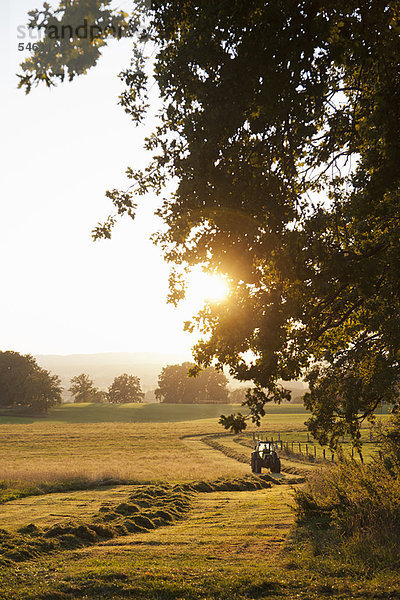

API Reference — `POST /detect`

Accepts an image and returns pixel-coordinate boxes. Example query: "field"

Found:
[0,403,398,599]
[0,401,311,425]
[0,403,310,484]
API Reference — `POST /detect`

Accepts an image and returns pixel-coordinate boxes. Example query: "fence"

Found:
[251,432,383,464]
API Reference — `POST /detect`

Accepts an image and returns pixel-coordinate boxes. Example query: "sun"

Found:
[186,271,229,306]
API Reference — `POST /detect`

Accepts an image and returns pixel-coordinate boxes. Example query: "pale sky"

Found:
[0,0,216,357]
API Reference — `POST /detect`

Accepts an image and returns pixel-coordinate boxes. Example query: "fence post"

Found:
[379,450,382,460]
[280,440,283,450]
[323,448,326,459]
[299,442,301,453]
[307,433,310,442]
[360,453,364,464]
[291,441,294,452]
[278,432,280,441]
[331,453,334,462]
[314,446,317,458]
[306,444,308,456]
[351,447,354,458]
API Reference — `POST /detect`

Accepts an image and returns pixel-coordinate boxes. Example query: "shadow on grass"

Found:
[40,573,284,600]
[0,403,243,425]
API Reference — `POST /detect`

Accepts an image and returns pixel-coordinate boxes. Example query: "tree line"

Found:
[68,373,144,404]
[0,351,244,413]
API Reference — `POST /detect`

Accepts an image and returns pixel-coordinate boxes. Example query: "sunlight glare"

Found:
[187,271,229,306]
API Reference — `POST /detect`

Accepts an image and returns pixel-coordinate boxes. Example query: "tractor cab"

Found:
[251,439,281,474]
[256,441,273,459]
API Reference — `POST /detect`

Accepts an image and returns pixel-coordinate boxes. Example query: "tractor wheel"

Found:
[271,457,281,474]
[251,452,262,473]
[251,452,256,472]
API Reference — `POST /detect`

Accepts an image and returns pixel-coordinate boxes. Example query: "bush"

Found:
[294,416,400,568]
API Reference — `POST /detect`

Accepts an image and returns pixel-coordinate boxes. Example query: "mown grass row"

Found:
[0,476,272,566]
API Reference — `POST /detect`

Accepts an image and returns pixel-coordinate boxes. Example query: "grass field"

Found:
[0,401,310,425]
[0,403,310,486]
[0,402,397,599]
[0,402,380,491]
[0,421,247,485]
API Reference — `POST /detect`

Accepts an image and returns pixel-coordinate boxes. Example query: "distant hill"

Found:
[35,352,191,398]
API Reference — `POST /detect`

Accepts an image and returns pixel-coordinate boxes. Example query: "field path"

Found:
[79,484,294,566]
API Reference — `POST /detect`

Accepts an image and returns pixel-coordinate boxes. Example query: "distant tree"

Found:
[68,374,99,403]
[156,363,229,404]
[0,351,62,413]
[107,374,144,404]
[229,388,250,405]
[155,363,192,405]
[0,351,37,408]
[204,368,230,404]
[92,389,107,404]
[24,369,63,413]
[290,391,307,404]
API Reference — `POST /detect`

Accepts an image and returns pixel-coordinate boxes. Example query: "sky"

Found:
[0,0,217,357]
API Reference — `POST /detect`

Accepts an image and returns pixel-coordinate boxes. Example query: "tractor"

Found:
[251,440,281,474]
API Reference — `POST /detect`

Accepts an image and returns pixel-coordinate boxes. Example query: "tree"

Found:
[107,373,144,404]
[229,388,251,405]
[203,368,230,404]
[156,362,229,404]
[20,1,400,445]
[92,389,107,403]
[68,373,99,403]
[155,364,190,404]
[0,351,62,413]
[24,369,63,413]
[0,351,37,408]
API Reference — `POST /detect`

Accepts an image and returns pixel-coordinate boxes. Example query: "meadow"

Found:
[0,402,398,600]
[0,401,310,425]
[0,403,309,486]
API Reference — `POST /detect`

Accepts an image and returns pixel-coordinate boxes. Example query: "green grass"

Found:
[0,481,295,600]
[0,401,312,425]
[292,462,400,586]
[0,403,245,425]
[0,485,136,531]
[0,479,398,600]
